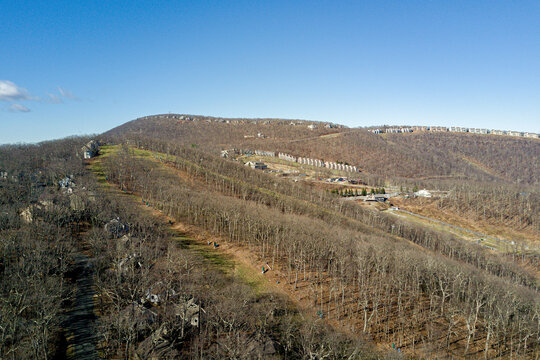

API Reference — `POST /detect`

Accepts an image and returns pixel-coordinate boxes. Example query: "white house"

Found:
[81,140,100,159]
[415,189,432,198]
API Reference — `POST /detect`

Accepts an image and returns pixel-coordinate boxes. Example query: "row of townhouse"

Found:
[489,130,538,138]
[298,157,323,167]
[369,126,434,133]
[368,126,539,138]
[255,150,275,157]
[469,128,489,134]
[298,156,357,172]
[430,126,448,132]
[288,154,358,172]
[324,162,357,172]
[450,127,469,132]
[369,127,413,134]
[278,152,297,162]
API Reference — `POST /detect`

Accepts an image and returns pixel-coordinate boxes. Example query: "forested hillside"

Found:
[105,115,540,186]
[0,139,97,358]
[0,139,380,358]
[105,115,540,238]
[98,138,539,359]
[387,132,540,186]
[2,115,538,359]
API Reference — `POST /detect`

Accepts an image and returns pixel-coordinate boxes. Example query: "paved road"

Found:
[342,194,537,253]
[389,208,524,251]
[341,193,399,201]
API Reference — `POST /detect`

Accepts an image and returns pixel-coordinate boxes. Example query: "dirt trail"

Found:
[391,197,540,250]
[142,204,296,299]
[62,251,100,360]
[458,154,510,182]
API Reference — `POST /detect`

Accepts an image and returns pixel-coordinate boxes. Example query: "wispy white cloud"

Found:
[58,87,79,100]
[46,93,63,104]
[0,81,81,113]
[8,103,31,112]
[0,80,34,101]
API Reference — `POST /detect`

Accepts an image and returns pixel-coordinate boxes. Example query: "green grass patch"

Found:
[234,264,269,295]
[88,145,120,183]
[130,147,157,158]
[172,233,235,270]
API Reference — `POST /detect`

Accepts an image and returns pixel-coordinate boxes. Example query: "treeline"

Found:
[103,117,336,154]
[0,208,76,359]
[0,138,95,359]
[103,142,539,358]
[388,132,540,186]
[437,183,540,233]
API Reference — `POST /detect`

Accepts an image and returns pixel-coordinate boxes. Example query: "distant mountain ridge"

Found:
[104,114,540,187]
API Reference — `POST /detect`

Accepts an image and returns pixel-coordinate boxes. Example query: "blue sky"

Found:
[1,1,539,144]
